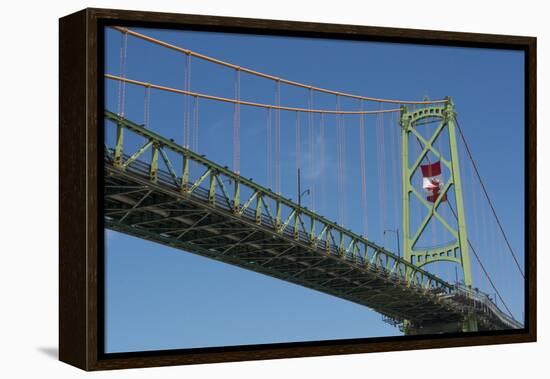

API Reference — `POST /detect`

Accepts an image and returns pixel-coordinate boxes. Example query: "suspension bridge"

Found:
[104,26,524,334]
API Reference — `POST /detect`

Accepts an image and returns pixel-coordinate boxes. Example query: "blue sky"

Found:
[104,26,525,353]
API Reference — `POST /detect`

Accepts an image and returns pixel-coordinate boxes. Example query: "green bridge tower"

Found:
[400,98,477,334]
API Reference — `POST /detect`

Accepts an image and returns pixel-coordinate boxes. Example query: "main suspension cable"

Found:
[447,203,516,319]
[111,26,449,105]
[454,116,525,279]
[106,74,400,115]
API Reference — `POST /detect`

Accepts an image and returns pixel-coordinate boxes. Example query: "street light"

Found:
[383,229,401,260]
[297,168,310,208]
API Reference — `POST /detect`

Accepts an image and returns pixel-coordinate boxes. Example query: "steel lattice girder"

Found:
[103,110,521,332]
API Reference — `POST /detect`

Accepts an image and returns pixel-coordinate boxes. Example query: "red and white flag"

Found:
[420,161,447,203]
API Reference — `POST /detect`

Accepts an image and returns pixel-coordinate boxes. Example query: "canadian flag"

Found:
[420,161,447,203]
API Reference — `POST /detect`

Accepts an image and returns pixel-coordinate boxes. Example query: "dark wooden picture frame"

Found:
[59,7,536,371]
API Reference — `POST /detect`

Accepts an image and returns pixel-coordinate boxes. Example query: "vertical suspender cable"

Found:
[267,108,272,189]
[117,31,128,117]
[181,53,190,188]
[296,111,301,172]
[455,117,524,278]
[431,122,438,247]
[342,110,347,227]
[376,103,387,239]
[308,89,315,212]
[359,101,368,238]
[275,80,281,194]
[447,203,515,318]
[193,96,199,152]
[320,113,326,216]
[184,53,192,148]
[143,85,151,128]
[381,109,387,237]
[336,95,344,226]
[437,127,450,279]
[233,68,241,174]
[390,110,399,234]
[389,109,401,262]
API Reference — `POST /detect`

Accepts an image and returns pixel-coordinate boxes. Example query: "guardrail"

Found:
[449,284,523,329]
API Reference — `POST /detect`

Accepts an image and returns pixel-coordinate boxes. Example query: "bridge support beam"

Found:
[404,315,479,335]
[462,313,478,332]
[404,320,462,335]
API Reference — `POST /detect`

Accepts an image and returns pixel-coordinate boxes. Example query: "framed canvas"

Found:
[59,8,536,371]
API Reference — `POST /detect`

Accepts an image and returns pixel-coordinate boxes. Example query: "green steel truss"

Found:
[400,99,472,285]
[400,99,477,332]
[108,109,452,290]
[103,109,522,332]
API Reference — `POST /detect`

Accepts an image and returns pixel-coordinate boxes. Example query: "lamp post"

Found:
[383,229,401,260]
[297,168,310,208]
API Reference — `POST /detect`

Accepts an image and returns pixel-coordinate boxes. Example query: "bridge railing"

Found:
[447,284,523,329]
[104,110,455,294]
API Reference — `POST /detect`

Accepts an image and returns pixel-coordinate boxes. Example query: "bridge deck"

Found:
[103,111,521,332]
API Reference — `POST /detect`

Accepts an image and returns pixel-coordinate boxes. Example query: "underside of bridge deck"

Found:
[101,110,521,333]
[104,156,515,333]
